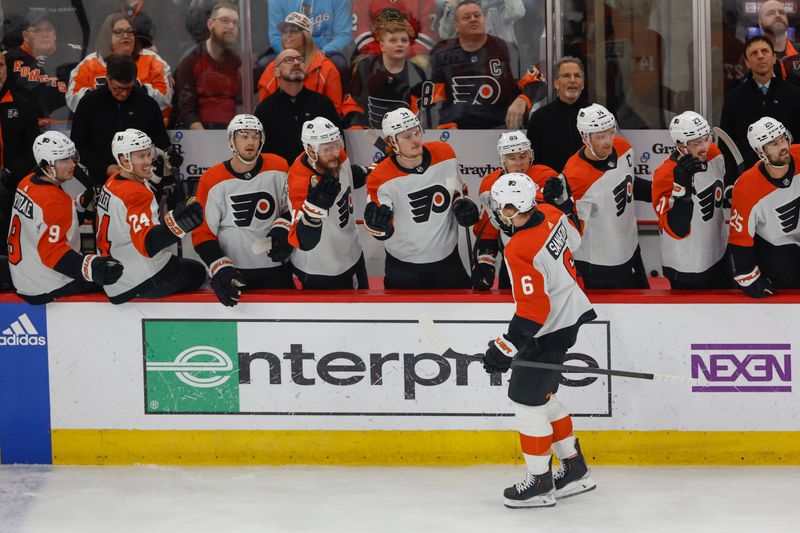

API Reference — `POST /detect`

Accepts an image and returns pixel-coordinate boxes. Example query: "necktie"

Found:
[761,85,769,95]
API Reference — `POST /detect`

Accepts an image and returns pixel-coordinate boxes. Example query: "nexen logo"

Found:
[0,313,46,346]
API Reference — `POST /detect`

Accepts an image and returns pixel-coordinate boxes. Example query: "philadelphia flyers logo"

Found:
[612,175,634,216]
[452,75,501,105]
[697,179,723,222]
[337,186,353,228]
[408,184,450,223]
[775,196,800,233]
[230,191,275,227]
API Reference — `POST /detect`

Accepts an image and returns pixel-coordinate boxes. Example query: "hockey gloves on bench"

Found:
[211,264,247,307]
[267,226,292,263]
[482,335,518,374]
[82,255,124,285]
[735,267,775,299]
[452,196,479,226]
[165,201,204,238]
[364,201,394,238]
[471,255,496,291]
[302,172,341,220]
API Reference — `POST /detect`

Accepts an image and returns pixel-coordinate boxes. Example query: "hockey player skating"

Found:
[652,112,731,289]
[96,129,207,303]
[192,114,294,306]
[560,103,650,289]
[483,172,596,508]
[7,131,123,304]
[287,117,369,289]
[729,116,800,295]
[472,131,558,290]
[365,107,478,289]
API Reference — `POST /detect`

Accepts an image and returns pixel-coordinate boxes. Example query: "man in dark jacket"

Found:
[70,54,173,186]
[720,35,800,171]
[0,51,41,250]
[526,56,587,173]
[254,49,338,165]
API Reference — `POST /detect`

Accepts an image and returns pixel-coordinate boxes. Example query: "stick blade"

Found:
[418,312,450,353]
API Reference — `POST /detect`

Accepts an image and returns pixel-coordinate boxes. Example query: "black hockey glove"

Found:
[83,255,124,285]
[165,201,204,237]
[482,335,518,374]
[364,201,394,238]
[304,172,341,215]
[76,186,98,212]
[544,176,574,209]
[452,196,479,226]
[735,268,775,299]
[211,266,247,307]
[471,258,496,291]
[723,185,734,209]
[673,154,704,193]
[267,226,292,263]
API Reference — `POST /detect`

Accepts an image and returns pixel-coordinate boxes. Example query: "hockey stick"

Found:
[418,312,702,384]
[712,126,745,176]
[447,177,476,271]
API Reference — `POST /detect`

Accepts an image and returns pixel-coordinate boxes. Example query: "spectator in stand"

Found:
[0,51,41,252]
[526,56,587,173]
[353,2,438,64]
[720,35,800,172]
[268,0,352,86]
[258,12,342,114]
[254,48,339,165]
[66,13,173,120]
[70,54,178,188]
[174,2,241,130]
[4,12,67,119]
[757,0,800,84]
[342,9,427,129]
[438,0,525,47]
[428,0,546,129]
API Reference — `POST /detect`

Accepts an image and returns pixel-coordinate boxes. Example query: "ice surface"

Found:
[0,465,798,533]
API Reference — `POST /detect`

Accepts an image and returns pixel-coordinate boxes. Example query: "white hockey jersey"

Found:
[367,142,461,264]
[96,174,172,297]
[287,151,362,276]
[563,136,639,267]
[653,144,728,274]
[7,174,80,297]
[192,154,290,270]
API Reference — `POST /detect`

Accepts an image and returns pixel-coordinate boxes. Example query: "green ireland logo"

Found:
[143,320,240,413]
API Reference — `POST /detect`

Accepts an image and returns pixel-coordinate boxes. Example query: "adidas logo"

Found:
[0,313,46,346]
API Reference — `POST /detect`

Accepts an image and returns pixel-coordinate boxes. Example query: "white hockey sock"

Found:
[512,401,553,474]
[546,395,578,460]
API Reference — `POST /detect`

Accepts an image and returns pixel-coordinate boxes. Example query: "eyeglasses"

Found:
[27,26,56,35]
[112,28,135,37]
[281,56,305,65]
[109,81,136,94]
[213,17,239,27]
[282,26,302,34]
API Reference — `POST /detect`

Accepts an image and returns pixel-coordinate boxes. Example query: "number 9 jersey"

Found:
[7,174,82,298]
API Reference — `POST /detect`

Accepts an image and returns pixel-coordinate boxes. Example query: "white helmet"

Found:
[112,128,153,168]
[670,111,711,144]
[490,172,537,219]
[301,117,341,152]
[227,114,265,164]
[497,130,533,157]
[747,117,791,164]
[382,107,420,140]
[576,103,617,135]
[33,131,77,169]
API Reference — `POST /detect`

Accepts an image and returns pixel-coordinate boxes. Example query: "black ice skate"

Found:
[503,465,556,509]
[554,439,597,499]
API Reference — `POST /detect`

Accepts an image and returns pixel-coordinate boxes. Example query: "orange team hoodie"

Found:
[257,52,342,113]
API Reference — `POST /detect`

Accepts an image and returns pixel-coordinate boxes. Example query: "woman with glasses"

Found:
[66,13,173,121]
[257,12,343,114]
